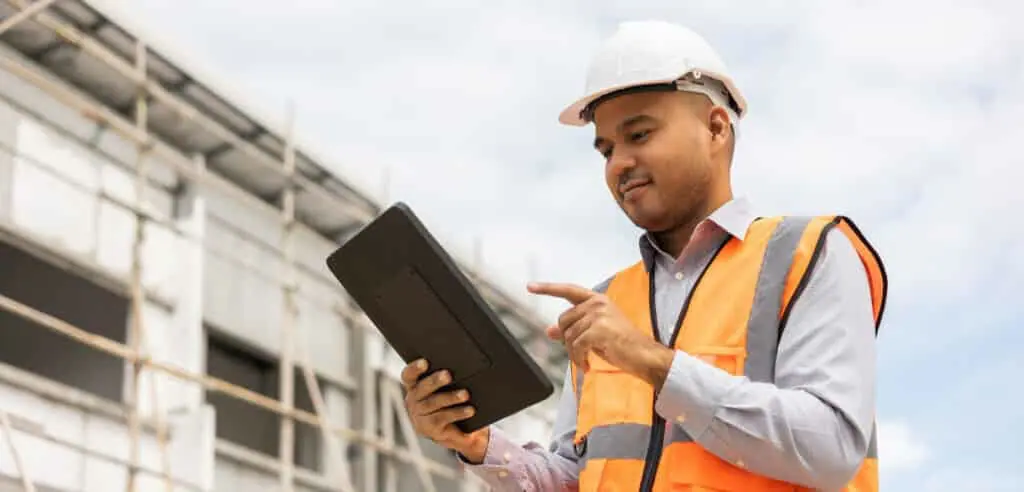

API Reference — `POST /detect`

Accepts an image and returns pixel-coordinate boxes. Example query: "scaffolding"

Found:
[0,1,562,491]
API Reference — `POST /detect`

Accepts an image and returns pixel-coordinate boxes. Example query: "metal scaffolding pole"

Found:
[121,37,172,492]
[278,103,297,492]
[278,104,353,492]
[122,40,146,492]
[274,101,358,490]
[0,0,56,36]
[296,328,356,491]
[380,376,397,492]
[0,410,36,492]
[384,380,438,492]
[357,308,378,492]
[0,5,63,488]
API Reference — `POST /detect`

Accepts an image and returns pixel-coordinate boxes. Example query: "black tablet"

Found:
[325,202,554,433]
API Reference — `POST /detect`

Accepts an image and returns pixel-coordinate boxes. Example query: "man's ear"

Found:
[708,107,735,163]
[708,107,730,142]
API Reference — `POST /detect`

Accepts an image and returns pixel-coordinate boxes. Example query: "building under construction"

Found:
[0,1,566,490]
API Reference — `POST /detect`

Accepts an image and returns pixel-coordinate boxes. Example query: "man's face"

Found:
[592,90,715,233]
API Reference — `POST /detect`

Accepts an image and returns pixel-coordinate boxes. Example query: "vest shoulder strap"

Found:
[777,215,888,336]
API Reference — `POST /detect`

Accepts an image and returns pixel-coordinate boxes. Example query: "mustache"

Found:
[618,170,652,189]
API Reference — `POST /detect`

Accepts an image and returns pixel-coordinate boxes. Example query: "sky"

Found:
[111,0,1022,489]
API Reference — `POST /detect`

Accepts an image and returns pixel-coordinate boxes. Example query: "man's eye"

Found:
[630,130,651,142]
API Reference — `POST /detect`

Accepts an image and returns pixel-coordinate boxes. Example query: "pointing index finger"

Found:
[527,282,596,305]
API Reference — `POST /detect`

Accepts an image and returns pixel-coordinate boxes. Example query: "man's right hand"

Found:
[401,359,490,463]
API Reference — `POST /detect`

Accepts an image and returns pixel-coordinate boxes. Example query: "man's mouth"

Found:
[619,178,652,197]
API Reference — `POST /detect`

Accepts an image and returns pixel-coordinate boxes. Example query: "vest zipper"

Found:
[637,238,731,492]
[638,273,666,491]
[638,409,666,492]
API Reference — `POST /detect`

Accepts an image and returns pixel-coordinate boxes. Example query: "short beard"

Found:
[647,176,713,253]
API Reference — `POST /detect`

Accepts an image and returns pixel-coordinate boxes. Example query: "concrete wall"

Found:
[0,101,16,222]
[0,55,214,491]
[0,52,374,491]
[0,363,214,492]
[201,185,355,388]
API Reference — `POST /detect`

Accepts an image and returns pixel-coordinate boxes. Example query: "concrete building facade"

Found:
[0,1,565,491]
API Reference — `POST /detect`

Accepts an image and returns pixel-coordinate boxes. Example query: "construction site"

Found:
[0,1,566,491]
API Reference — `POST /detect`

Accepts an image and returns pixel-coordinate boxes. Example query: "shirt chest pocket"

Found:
[576,355,656,426]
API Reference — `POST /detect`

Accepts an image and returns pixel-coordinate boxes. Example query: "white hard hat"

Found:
[559,20,748,128]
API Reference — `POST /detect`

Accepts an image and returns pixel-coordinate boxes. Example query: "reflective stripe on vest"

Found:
[570,215,887,492]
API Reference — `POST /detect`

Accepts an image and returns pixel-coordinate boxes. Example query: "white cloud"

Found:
[877,420,930,473]
[725,0,1024,311]
[923,468,1024,492]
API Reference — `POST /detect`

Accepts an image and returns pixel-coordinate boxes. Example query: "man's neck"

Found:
[652,222,698,259]
[652,190,733,259]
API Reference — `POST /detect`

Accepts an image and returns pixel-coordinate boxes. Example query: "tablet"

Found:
[325,202,554,433]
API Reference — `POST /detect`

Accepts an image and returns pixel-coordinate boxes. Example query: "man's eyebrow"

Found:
[619,114,656,131]
[593,114,656,150]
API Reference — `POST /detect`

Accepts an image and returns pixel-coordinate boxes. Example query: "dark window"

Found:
[205,333,322,472]
[0,239,128,402]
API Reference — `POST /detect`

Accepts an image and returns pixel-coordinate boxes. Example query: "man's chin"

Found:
[622,207,671,233]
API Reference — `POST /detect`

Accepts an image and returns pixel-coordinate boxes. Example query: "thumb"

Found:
[545,324,563,341]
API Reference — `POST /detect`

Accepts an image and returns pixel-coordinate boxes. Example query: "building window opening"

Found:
[205,332,323,472]
[0,239,129,402]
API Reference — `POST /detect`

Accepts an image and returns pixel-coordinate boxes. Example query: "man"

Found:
[401,20,887,492]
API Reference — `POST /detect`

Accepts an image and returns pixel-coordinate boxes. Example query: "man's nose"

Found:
[607,150,637,177]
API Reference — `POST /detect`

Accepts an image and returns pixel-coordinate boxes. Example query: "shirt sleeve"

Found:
[653,227,877,490]
[458,367,580,491]
[458,277,611,491]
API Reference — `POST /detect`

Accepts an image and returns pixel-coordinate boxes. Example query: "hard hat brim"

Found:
[558,70,747,127]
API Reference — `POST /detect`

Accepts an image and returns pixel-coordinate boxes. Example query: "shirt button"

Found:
[674,272,684,280]
[676,414,686,423]
[503,452,512,463]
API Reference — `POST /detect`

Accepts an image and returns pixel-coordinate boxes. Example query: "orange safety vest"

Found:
[570,215,887,492]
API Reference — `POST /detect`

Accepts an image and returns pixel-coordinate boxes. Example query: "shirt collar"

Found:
[638,196,757,271]
[707,196,756,239]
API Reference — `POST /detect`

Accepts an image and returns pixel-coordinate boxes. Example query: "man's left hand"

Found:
[528,282,673,385]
